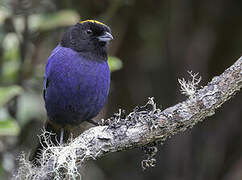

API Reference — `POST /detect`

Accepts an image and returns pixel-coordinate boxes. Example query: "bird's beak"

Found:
[98,32,113,42]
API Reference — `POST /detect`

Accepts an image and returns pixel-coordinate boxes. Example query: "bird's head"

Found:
[61,20,113,61]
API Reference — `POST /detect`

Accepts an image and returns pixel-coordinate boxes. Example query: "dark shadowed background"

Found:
[0,0,242,179]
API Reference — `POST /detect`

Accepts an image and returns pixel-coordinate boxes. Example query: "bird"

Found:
[31,20,113,163]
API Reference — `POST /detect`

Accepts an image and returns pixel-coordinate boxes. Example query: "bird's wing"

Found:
[42,45,62,101]
[43,76,49,101]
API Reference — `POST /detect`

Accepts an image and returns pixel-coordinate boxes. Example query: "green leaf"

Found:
[3,33,19,52]
[1,33,20,83]
[0,85,23,107]
[0,60,20,83]
[0,109,20,136]
[108,56,123,72]
[29,10,80,31]
[0,118,20,136]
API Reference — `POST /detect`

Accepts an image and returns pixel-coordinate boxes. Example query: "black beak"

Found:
[98,32,113,42]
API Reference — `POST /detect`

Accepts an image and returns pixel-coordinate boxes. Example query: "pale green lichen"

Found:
[178,71,202,98]
[14,130,82,180]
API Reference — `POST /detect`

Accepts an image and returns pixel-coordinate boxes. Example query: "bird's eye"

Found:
[86,29,92,35]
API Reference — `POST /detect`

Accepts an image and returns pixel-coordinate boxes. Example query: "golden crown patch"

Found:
[80,20,105,26]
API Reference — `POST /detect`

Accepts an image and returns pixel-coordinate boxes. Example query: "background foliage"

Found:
[0,0,242,179]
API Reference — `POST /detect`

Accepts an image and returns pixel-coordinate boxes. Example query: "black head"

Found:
[61,20,113,61]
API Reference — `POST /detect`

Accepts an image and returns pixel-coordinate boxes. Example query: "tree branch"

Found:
[15,57,242,179]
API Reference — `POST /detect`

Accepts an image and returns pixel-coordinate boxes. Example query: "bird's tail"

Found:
[30,121,70,166]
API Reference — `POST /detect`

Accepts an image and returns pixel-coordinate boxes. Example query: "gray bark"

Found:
[14,57,242,180]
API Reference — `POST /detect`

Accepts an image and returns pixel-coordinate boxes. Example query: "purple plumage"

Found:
[44,45,110,125]
[31,20,113,163]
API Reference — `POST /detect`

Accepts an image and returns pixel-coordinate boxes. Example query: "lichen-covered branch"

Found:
[14,57,242,180]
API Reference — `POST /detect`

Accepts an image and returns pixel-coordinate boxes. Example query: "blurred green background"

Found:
[0,0,242,179]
